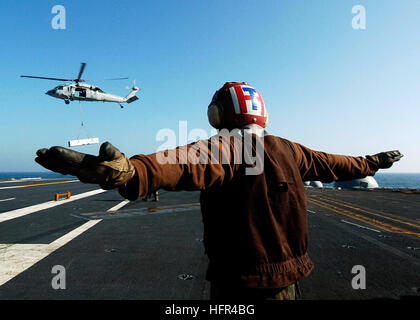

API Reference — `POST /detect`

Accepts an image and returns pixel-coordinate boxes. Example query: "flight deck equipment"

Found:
[55,192,71,201]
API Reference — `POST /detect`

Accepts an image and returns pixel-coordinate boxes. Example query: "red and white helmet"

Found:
[207,82,268,129]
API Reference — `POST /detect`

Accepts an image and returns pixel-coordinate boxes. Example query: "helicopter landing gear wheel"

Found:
[65,100,70,105]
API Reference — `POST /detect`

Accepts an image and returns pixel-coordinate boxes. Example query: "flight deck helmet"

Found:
[207,82,268,130]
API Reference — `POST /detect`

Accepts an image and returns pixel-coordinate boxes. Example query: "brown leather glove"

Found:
[366,150,403,169]
[35,142,135,190]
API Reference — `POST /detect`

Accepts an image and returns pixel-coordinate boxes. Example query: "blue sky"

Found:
[0,0,419,172]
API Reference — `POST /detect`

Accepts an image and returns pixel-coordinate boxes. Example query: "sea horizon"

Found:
[1,171,420,189]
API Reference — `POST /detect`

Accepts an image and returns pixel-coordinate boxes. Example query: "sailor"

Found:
[35,82,403,300]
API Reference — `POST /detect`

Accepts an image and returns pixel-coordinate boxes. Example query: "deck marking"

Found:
[0,198,131,286]
[72,202,201,220]
[313,194,420,229]
[336,217,420,267]
[107,200,130,212]
[47,220,102,249]
[308,198,420,238]
[0,178,42,184]
[0,198,15,202]
[340,219,381,233]
[308,201,420,267]
[0,189,107,223]
[0,220,101,286]
[0,180,78,190]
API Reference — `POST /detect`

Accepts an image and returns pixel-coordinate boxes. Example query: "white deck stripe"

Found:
[0,189,106,223]
[0,220,101,286]
[48,219,102,248]
[0,186,27,190]
[341,219,381,233]
[107,200,130,212]
[0,194,129,286]
[0,198,15,202]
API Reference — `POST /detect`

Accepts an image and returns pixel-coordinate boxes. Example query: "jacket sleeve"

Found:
[118,135,242,201]
[286,140,378,183]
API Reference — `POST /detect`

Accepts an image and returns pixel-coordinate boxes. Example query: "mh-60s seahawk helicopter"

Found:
[21,63,139,108]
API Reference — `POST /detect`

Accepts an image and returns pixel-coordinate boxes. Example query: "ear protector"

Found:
[208,102,223,129]
[207,89,224,129]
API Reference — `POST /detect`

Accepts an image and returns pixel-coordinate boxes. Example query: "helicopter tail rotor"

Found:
[126,79,140,91]
[133,79,139,90]
[124,80,139,104]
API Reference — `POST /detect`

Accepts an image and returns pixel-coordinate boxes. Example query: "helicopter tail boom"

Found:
[124,87,139,104]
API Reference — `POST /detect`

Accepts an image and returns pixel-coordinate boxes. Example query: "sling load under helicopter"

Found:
[21,63,139,108]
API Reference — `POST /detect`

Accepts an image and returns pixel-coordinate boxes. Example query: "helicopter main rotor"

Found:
[21,63,128,84]
[76,62,86,83]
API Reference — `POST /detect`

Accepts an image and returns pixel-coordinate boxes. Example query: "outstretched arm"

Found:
[287,141,403,183]
[35,136,242,201]
[119,136,243,200]
[35,142,135,190]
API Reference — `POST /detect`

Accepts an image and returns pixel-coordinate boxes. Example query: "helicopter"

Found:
[21,63,139,108]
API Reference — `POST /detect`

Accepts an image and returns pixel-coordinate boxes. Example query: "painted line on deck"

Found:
[312,194,420,229]
[107,199,130,212]
[0,219,101,286]
[308,198,420,238]
[0,180,78,190]
[48,219,102,249]
[0,198,15,202]
[340,219,381,233]
[308,201,420,267]
[0,197,130,287]
[0,189,107,223]
[73,202,201,220]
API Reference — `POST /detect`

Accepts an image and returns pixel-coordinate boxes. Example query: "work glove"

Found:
[35,142,135,190]
[365,150,403,169]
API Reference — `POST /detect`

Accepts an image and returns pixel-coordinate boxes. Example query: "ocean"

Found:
[373,173,420,189]
[0,171,420,189]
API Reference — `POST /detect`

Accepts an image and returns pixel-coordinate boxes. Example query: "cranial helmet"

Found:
[207,82,268,129]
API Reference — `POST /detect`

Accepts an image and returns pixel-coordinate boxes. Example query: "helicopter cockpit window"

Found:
[95,87,104,92]
[57,86,64,90]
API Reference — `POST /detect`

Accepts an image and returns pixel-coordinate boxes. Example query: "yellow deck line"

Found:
[20,180,77,188]
[311,194,420,230]
[308,198,420,238]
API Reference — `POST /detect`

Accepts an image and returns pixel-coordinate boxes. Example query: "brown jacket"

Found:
[119,130,378,288]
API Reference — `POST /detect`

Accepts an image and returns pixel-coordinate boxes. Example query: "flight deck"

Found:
[0,178,419,300]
